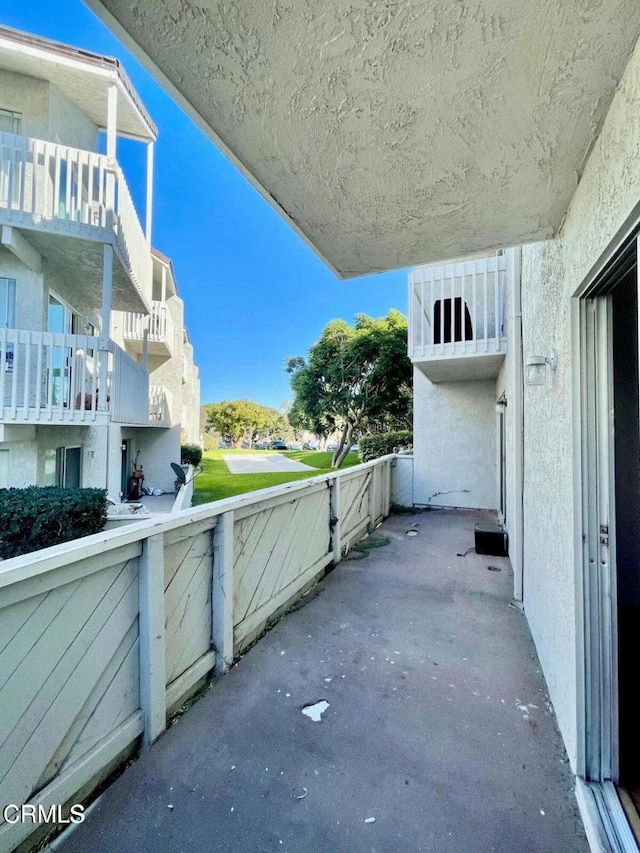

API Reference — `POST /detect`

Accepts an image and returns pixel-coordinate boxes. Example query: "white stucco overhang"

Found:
[85,1,639,277]
[0,25,156,141]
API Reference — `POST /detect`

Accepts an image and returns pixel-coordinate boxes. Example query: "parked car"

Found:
[254,442,267,450]
[218,441,227,449]
[270,440,288,450]
[350,444,359,452]
[288,443,302,451]
[327,443,338,451]
[303,441,318,451]
[241,441,250,449]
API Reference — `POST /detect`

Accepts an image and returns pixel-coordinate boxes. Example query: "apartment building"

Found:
[0,26,199,499]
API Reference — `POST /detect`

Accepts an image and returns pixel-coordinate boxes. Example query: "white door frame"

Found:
[578,293,618,783]
[572,219,640,852]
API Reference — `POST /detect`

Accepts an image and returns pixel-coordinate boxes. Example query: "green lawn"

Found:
[192,448,362,505]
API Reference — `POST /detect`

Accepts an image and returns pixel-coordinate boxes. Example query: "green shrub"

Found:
[181,443,203,466]
[359,430,413,462]
[0,487,108,560]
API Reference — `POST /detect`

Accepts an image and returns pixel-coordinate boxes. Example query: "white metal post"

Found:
[330,477,342,564]
[142,328,149,371]
[213,511,234,675]
[105,84,118,217]
[138,532,167,747]
[100,244,113,343]
[145,141,154,246]
[367,469,376,533]
[98,244,114,411]
[383,460,391,517]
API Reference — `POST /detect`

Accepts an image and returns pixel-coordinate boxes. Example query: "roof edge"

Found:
[0,24,157,139]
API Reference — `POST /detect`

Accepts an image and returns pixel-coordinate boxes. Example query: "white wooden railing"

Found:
[409,254,508,360]
[0,455,397,853]
[123,301,174,350]
[0,131,152,304]
[0,328,104,422]
[108,342,150,425]
[0,329,150,425]
[149,384,171,425]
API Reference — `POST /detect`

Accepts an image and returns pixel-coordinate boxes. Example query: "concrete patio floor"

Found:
[56,509,588,853]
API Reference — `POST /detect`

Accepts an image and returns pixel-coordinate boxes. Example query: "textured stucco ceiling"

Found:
[86,0,640,277]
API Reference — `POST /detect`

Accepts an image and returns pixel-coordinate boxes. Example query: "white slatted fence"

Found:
[0,454,399,853]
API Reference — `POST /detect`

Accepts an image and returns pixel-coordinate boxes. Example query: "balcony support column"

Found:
[97,244,114,412]
[106,83,118,159]
[145,141,154,246]
[106,83,118,218]
[100,244,113,343]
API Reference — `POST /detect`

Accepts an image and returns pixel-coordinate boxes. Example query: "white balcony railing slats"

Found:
[0,329,151,425]
[0,453,397,853]
[409,254,507,361]
[0,131,151,304]
[123,301,174,348]
[149,384,171,425]
[108,341,150,425]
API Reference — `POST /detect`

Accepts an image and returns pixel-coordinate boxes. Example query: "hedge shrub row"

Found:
[181,443,203,466]
[0,487,108,560]
[359,430,413,462]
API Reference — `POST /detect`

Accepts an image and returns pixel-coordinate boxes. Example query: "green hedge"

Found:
[181,443,203,466]
[359,430,413,462]
[0,487,108,560]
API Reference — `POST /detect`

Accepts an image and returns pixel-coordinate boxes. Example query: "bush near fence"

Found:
[0,486,107,559]
[359,431,412,462]
[181,443,203,466]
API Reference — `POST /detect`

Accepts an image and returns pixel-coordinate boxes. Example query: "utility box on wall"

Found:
[474,523,509,557]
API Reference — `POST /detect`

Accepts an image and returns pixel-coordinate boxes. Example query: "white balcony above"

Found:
[123,301,174,358]
[0,328,151,426]
[409,253,510,383]
[149,384,171,427]
[0,132,152,311]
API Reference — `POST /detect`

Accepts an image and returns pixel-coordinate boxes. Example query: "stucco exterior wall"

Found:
[413,369,497,509]
[0,71,49,138]
[180,340,201,445]
[0,71,98,152]
[35,424,109,489]
[146,293,185,426]
[48,84,98,151]
[135,424,181,494]
[1,429,37,487]
[519,31,640,771]
[0,246,45,330]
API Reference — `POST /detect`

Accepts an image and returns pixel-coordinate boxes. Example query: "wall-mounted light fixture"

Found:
[525,349,558,386]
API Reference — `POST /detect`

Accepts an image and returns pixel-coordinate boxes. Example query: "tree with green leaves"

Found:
[286,310,412,467]
[204,399,268,447]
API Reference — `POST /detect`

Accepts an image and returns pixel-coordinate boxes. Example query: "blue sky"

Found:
[3,1,409,410]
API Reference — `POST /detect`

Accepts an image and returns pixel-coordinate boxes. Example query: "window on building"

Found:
[0,277,16,328]
[42,448,58,487]
[0,109,21,135]
[42,447,81,488]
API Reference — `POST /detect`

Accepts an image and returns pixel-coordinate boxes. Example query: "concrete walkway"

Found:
[58,510,588,853]
[224,453,315,473]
